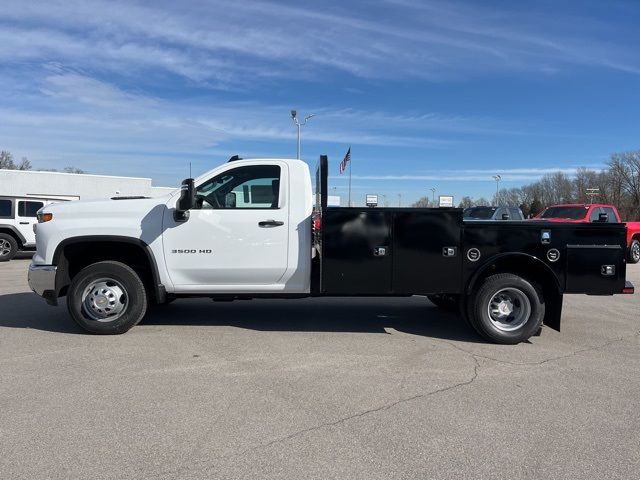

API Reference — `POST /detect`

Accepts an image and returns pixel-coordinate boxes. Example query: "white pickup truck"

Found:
[28,155,634,344]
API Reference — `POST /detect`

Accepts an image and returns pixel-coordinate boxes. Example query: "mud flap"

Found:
[543,293,563,332]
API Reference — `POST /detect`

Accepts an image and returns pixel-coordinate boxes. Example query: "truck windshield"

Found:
[463,207,496,219]
[540,206,587,220]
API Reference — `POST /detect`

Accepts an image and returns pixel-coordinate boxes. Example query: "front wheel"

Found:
[469,273,544,344]
[67,261,148,334]
[629,239,640,264]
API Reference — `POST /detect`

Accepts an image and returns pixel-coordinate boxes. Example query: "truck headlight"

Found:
[37,213,53,223]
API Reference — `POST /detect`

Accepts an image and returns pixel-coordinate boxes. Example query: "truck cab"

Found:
[160,158,313,292]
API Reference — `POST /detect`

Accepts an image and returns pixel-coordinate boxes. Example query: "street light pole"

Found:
[290,110,316,160]
[492,175,502,205]
[430,187,436,205]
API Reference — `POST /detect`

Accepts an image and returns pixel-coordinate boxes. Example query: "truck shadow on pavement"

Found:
[0,293,482,343]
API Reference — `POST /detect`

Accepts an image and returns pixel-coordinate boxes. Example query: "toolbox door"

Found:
[393,210,462,294]
[565,245,626,294]
[321,209,393,294]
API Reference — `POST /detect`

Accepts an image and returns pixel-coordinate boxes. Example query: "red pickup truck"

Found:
[535,204,640,264]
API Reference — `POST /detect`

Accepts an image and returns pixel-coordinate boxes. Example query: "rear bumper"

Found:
[28,263,58,305]
[623,281,634,294]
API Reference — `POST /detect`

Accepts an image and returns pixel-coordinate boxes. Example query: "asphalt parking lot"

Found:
[1,259,639,479]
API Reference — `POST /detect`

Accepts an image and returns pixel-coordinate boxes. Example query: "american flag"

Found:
[339,147,351,174]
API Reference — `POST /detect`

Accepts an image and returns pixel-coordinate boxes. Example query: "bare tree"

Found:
[608,151,640,220]
[529,198,544,217]
[0,150,15,169]
[494,187,526,207]
[63,166,86,174]
[458,196,473,209]
[17,157,32,170]
[573,167,598,203]
[411,197,431,208]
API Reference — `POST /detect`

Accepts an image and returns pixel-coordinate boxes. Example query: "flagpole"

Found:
[348,146,352,207]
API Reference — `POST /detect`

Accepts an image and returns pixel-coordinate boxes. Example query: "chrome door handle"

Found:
[259,220,284,227]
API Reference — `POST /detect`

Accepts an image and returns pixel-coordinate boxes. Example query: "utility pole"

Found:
[290,110,316,159]
[492,175,502,205]
[430,187,436,205]
[398,193,402,207]
[586,188,600,203]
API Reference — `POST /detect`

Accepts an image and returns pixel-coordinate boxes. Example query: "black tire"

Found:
[67,261,147,334]
[469,273,545,344]
[0,233,19,262]
[427,294,460,312]
[628,239,640,264]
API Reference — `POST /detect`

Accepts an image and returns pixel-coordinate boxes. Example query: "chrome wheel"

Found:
[487,287,531,332]
[0,239,11,257]
[632,242,640,263]
[81,278,128,322]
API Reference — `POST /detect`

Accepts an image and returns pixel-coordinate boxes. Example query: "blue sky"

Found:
[1,0,639,205]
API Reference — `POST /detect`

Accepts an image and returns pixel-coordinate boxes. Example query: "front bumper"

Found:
[28,263,58,305]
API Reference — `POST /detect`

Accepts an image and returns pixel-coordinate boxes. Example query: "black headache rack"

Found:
[313,155,632,301]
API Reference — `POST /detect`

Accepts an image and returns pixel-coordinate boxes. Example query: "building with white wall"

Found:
[0,169,175,201]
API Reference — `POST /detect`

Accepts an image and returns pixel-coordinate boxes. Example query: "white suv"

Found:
[0,196,61,261]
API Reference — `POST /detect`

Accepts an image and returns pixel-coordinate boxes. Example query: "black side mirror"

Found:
[175,178,195,222]
[501,213,510,220]
[598,212,608,223]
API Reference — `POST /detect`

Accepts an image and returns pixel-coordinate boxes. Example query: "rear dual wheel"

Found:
[468,273,544,344]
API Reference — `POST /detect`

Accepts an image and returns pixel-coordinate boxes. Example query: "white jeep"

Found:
[0,196,61,261]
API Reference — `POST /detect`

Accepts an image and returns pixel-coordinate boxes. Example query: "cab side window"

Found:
[18,201,44,217]
[495,207,509,220]
[0,199,13,219]
[194,165,281,210]
[601,207,617,223]
[509,208,523,220]
[0,199,13,218]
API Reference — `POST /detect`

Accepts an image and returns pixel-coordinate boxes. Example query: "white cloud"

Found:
[0,0,638,85]
[3,72,517,153]
[0,70,607,186]
[40,73,159,108]
[1,1,631,187]
[330,166,604,182]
